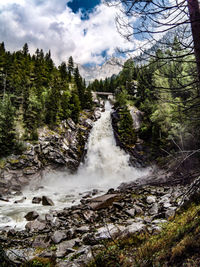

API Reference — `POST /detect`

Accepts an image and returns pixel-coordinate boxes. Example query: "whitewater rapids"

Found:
[0,101,150,229]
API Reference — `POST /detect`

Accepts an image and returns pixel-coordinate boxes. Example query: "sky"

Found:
[0,0,135,65]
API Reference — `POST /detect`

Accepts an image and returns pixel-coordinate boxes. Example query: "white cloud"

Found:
[0,0,136,65]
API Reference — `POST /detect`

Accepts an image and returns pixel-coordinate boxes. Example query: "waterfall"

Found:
[0,101,150,229]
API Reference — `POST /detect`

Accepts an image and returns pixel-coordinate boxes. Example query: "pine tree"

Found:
[70,91,81,123]
[0,94,16,156]
[68,56,74,82]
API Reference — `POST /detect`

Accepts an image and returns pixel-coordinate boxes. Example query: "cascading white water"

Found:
[0,101,150,230]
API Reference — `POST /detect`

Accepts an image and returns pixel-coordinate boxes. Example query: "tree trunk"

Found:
[187,0,200,86]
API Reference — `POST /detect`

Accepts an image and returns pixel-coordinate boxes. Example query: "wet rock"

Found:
[42,196,54,206]
[89,194,120,210]
[83,119,93,129]
[52,230,67,244]
[32,197,42,204]
[93,109,101,120]
[24,211,39,221]
[107,188,115,194]
[25,220,47,232]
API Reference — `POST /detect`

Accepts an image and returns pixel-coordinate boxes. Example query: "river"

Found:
[0,101,150,230]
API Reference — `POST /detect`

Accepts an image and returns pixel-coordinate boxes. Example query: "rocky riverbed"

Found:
[0,174,197,266]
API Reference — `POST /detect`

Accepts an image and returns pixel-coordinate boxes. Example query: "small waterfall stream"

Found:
[0,101,150,230]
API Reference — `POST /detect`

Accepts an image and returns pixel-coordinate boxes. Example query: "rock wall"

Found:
[0,108,102,197]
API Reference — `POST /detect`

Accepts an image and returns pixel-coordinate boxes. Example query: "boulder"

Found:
[95,224,126,241]
[51,230,67,244]
[56,238,80,258]
[88,194,120,210]
[42,196,54,206]
[25,220,47,232]
[24,211,39,221]
[32,235,50,248]
[124,222,146,236]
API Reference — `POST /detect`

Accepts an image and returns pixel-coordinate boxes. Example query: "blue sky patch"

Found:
[68,0,101,14]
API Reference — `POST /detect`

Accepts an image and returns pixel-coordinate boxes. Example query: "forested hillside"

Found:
[0,43,93,157]
[90,36,200,178]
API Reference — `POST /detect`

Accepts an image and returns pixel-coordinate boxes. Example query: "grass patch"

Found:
[87,202,200,267]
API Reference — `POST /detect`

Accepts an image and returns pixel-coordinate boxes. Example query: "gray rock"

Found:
[52,230,67,244]
[32,235,50,248]
[124,222,146,235]
[125,209,135,217]
[24,211,39,221]
[146,195,156,204]
[42,196,54,206]
[25,220,47,232]
[149,203,159,215]
[163,202,172,209]
[96,224,126,240]
[56,238,80,258]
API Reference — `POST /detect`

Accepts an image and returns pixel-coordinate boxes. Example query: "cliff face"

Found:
[78,58,124,83]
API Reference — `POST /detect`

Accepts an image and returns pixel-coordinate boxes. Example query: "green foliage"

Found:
[0,43,90,156]
[24,257,54,267]
[118,107,137,145]
[0,94,16,156]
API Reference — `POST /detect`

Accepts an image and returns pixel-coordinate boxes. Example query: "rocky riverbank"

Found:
[1,174,199,266]
[0,107,102,198]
